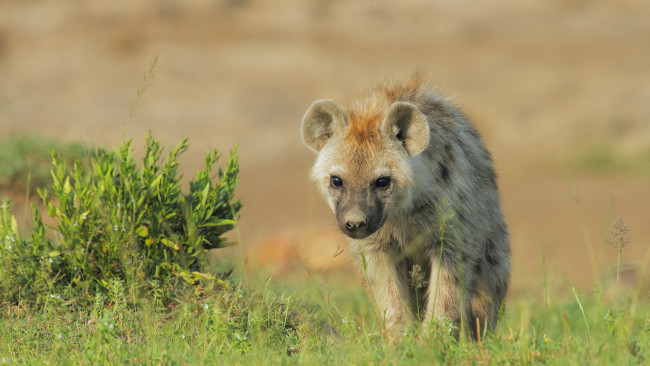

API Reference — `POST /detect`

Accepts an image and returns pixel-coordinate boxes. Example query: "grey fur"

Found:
[302,75,510,340]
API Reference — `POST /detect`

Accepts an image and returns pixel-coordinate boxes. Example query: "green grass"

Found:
[0,269,648,364]
[0,135,648,364]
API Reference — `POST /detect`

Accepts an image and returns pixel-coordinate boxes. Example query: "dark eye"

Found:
[330,176,343,188]
[375,177,391,189]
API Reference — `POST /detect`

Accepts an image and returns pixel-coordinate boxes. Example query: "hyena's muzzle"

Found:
[334,187,385,240]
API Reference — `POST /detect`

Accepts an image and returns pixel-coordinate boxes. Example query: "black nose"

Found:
[345,219,368,231]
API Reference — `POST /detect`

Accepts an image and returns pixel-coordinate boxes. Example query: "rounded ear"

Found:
[301,99,347,152]
[381,102,430,156]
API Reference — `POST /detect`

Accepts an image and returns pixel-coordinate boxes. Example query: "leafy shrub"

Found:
[0,133,241,306]
[0,201,53,306]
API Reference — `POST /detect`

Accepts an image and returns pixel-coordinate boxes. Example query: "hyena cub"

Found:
[301,75,510,340]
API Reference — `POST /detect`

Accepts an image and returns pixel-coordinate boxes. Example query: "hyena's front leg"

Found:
[423,258,464,337]
[356,248,414,338]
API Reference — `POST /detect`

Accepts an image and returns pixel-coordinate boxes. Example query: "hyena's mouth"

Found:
[341,227,374,240]
[337,214,383,240]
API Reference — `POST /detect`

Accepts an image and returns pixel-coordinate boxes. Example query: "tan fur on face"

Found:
[346,106,383,147]
[302,73,511,341]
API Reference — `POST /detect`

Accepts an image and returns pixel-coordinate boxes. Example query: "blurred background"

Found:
[1,0,649,297]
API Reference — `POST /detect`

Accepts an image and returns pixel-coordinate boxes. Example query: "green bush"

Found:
[0,133,241,307]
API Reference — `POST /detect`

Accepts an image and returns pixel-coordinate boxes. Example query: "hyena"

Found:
[300,74,510,340]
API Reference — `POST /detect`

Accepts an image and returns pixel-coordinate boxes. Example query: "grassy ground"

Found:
[1,266,648,365]
[0,135,648,364]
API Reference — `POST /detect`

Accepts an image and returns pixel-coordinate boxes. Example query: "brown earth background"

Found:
[1,0,649,298]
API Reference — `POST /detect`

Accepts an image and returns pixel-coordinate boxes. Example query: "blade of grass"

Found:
[542,245,549,328]
[572,287,591,340]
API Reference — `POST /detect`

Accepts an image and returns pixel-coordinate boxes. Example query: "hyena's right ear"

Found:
[382,102,430,156]
[301,99,347,152]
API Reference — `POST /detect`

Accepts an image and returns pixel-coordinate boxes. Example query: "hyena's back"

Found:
[302,74,510,339]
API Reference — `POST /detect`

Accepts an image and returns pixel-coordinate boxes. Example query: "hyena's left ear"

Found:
[382,102,429,156]
[301,99,347,152]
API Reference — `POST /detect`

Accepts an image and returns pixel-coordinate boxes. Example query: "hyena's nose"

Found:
[344,216,368,232]
[340,210,372,239]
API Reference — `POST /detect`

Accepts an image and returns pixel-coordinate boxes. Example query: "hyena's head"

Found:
[301,98,429,239]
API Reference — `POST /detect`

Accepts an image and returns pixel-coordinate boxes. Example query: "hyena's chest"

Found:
[389,199,444,244]
[370,212,444,257]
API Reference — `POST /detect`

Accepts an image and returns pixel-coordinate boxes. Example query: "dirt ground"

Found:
[1,0,649,295]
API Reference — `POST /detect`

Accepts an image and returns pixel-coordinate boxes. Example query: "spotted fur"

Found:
[301,74,510,340]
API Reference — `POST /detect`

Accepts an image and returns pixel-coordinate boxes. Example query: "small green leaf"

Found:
[161,238,180,250]
[201,182,210,206]
[47,203,56,218]
[191,271,215,282]
[150,175,163,190]
[199,219,236,228]
[174,268,195,284]
[64,176,72,195]
[203,239,237,250]
[214,278,231,290]
[136,226,149,238]
[11,215,18,234]
[48,251,61,257]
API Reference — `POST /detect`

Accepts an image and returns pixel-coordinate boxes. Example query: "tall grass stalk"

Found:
[542,245,549,328]
[617,250,621,302]
[409,264,427,321]
[496,297,505,329]
[22,160,31,226]
[357,246,385,337]
[609,217,630,307]
[571,287,591,340]
[125,56,158,133]
[296,252,339,333]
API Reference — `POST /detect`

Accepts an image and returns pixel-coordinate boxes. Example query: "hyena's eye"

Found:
[375,177,391,189]
[330,176,343,188]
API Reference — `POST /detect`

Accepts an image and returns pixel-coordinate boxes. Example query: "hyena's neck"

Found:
[400,154,443,213]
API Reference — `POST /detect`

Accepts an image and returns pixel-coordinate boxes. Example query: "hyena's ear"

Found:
[382,102,430,156]
[301,99,347,152]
